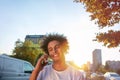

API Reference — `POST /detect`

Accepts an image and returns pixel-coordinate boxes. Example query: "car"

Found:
[90,72,105,80]
[104,72,120,80]
[0,54,34,80]
[91,73,97,78]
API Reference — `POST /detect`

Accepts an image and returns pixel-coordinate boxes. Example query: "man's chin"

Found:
[52,58,59,62]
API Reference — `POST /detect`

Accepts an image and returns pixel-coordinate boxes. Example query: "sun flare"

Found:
[66,53,85,68]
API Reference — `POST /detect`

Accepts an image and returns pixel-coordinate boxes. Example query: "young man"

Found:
[29,33,85,80]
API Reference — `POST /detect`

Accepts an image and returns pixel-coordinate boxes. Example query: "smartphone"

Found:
[41,57,49,65]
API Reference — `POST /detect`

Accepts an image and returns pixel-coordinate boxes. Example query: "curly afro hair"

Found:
[40,33,69,55]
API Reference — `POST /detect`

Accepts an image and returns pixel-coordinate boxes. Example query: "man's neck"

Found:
[52,60,68,71]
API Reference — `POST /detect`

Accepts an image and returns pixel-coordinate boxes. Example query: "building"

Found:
[105,60,120,72]
[25,35,45,44]
[92,49,102,71]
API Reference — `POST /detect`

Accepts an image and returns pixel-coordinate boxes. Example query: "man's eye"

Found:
[55,45,60,49]
[48,48,52,52]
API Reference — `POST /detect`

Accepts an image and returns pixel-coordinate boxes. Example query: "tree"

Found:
[74,0,120,48]
[13,39,44,65]
[97,65,107,73]
[105,61,111,71]
[96,30,120,48]
[82,64,89,72]
[34,53,43,66]
[74,0,120,28]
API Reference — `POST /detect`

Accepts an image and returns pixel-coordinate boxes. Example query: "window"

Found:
[24,62,34,72]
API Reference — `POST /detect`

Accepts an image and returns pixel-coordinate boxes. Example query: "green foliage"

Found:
[12,40,44,65]
[97,65,107,74]
[34,53,43,66]
[82,64,89,72]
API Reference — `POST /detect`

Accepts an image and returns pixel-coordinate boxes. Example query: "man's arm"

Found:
[29,54,48,80]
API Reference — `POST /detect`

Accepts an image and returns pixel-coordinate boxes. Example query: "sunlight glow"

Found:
[66,53,86,67]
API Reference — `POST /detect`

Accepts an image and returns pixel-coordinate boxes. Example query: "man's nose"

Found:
[53,48,57,53]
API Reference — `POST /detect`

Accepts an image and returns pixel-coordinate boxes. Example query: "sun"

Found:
[66,53,85,68]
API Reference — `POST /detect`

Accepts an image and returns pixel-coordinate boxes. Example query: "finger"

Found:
[41,57,47,64]
[44,54,49,58]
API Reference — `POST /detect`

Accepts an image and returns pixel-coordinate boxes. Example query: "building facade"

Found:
[25,35,45,44]
[92,49,102,71]
[105,60,120,72]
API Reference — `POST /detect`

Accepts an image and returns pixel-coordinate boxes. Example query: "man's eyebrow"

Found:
[55,43,60,46]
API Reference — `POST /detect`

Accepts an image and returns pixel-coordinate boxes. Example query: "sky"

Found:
[0,0,120,66]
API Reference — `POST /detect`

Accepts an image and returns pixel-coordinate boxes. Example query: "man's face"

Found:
[47,40,64,62]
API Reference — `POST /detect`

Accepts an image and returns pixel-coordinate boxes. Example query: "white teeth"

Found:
[54,54,57,57]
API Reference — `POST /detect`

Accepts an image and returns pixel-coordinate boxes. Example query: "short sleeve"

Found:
[36,69,42,80]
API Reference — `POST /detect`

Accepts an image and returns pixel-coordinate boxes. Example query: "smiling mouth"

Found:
[52,53,58,58]
[54,54,57,57]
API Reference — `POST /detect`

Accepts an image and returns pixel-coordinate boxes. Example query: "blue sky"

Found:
[0,0,120,66]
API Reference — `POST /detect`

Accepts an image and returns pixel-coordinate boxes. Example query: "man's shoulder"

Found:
[43,64,52,70]
[68,65,84,75]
